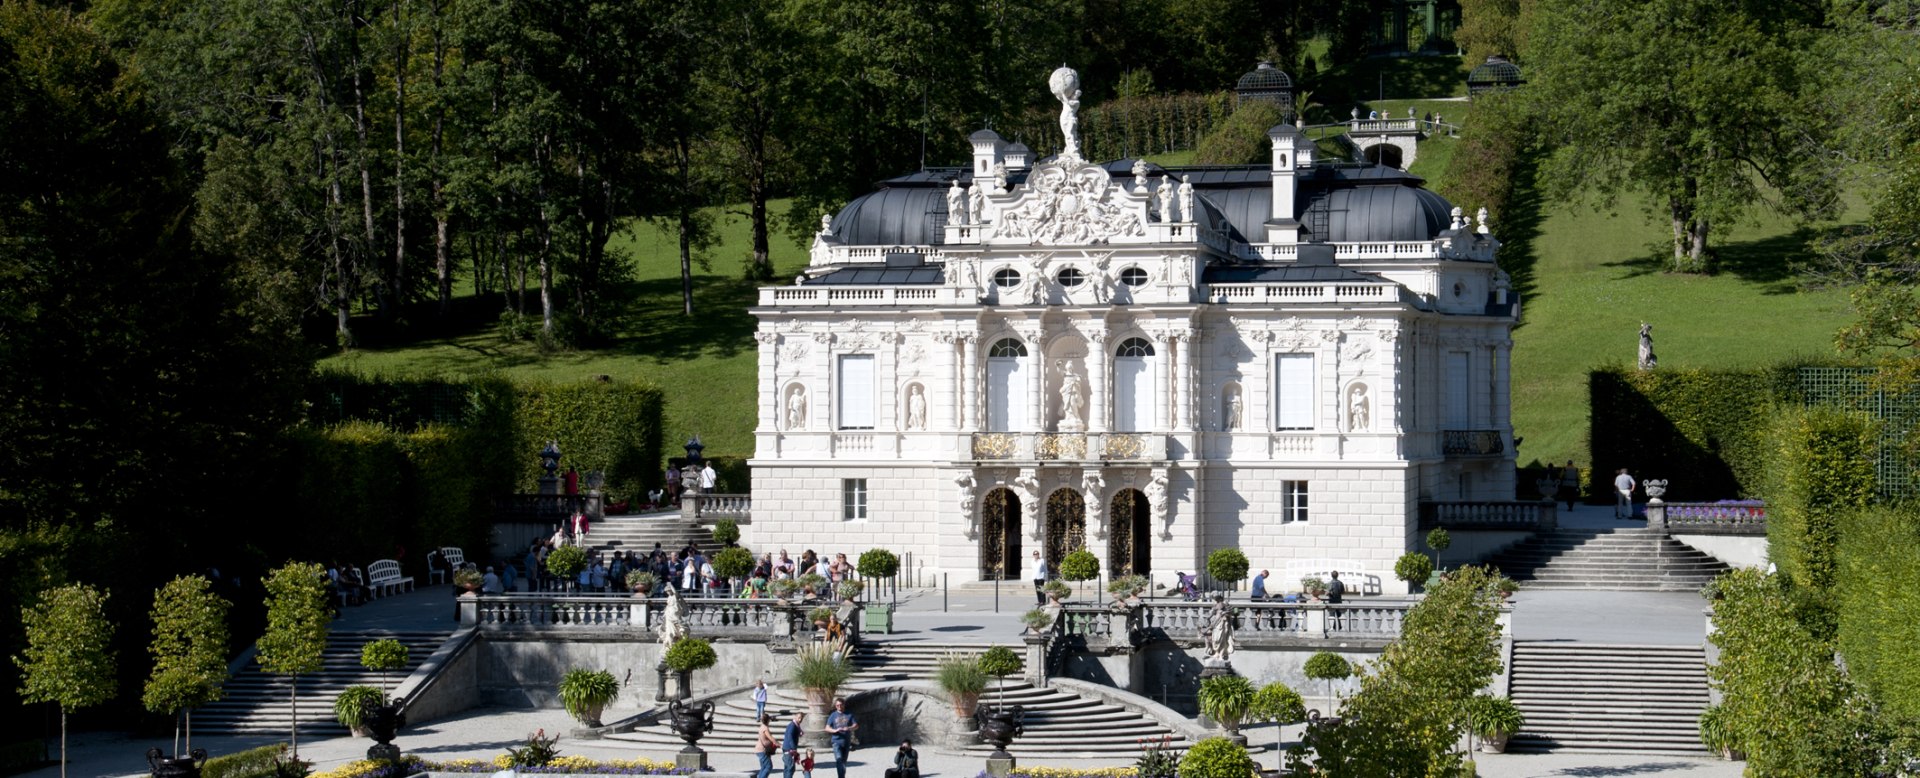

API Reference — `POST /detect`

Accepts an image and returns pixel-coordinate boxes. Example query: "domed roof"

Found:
[1467,55,1524,91]
[1236,61,1293,92]
[1006,141,1031,154]
[830,186,948,246]
[1194,166,1455,244]
[969,129,1005,143]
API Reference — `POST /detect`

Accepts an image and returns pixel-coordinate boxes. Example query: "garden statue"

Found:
[1644,479,1668,500]
[661,585,689,646]
[1057,363,1086,431]
[1050,66,1082,160]
[818,213,834,238]
[946,180,966,225]
[992,162,1009,194]
[1132,159,1149,193]
[1476,206,1491,234]
[1638,323,1658,370]
[968,183,986,223]
[1347,384,1370,432]
[1225,388,1243,430]
[540,440,563,474]
[1156,177,1174,223]
[1146,475,1170,537]
[956,473,978,535]
[1201,593,1236,664]
[905,385,927,430]
[1177,177,1194,223]
[786,386,808,429]
[1450,206,1466,231]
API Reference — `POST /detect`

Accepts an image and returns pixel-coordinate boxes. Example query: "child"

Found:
[800,748,815,778]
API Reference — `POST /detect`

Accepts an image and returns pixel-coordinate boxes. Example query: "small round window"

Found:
[1120,267,1149,287]
[1056,268,1085,288]
[993,268,1023,288]
[1452,281,1465,298]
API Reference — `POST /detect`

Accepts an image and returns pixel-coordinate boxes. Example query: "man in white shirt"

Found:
[700,462,718,491]
[1030,551,1048,605]
[1614,468,1637,519]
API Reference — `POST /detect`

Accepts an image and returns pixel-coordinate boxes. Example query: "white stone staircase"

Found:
[605,642,1190,758]
[194,629,453,736]
[1506,642,1710,755]
[581,513,716,557]
[1483,529,1730,591]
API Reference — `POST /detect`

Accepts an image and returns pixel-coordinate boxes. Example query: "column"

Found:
[961,335,980,430]
[1159,333,1174,431]
[1024,327,1044,433]
[1174,329,1193,431]
[757,333,779,434]
[1087,330,1109,433]
[936,334,957,431]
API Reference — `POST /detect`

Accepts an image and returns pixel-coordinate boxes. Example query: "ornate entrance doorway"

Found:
[1108,488,1151,576]
[1044,488,1086,570]
[980,488,1022,580]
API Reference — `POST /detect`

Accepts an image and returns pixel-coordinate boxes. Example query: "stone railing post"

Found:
[1108,607,1134,647]
[1647,499,1666,534]
[1023,635,1049,689]
[630,598,649,631]
[1304,604,1329,639]
[458,594,479,626]
[1537,499,1558,531]
[681,493,700,521]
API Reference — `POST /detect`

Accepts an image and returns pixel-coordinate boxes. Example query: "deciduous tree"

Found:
[15,585,117,778]
[145,576,232,756]
[259,562,330,757]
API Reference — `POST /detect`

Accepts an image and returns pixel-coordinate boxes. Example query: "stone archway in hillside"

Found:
[980,488,1022,580]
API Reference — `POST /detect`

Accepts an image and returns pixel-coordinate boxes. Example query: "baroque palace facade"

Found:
[746,68,1517,592]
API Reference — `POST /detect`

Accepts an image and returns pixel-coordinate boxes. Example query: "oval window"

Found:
[1120,267,1150,287]
[1056,268,1085,288]
[993,268,1023,288]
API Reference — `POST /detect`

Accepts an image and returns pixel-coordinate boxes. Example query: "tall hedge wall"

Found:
[1762,407,1877,592]
[1836,504,1920,724]
[1587,365,1799,501]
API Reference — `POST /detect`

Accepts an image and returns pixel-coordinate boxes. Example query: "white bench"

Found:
[440,547,466,568]
[367,559,414,598]
[429,547,466,585]
[1279,559,1383,597]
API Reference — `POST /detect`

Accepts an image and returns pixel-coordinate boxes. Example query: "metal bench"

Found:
[367,559,414,598]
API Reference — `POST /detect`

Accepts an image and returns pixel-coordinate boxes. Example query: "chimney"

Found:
[1265,124,1306,243]
[969,129,1006,178]
[1003,141,1031,171]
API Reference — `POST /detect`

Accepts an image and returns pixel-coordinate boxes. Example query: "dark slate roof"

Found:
[802,264,946,285]
[1204,264,1383,283]
[829,187,948,247]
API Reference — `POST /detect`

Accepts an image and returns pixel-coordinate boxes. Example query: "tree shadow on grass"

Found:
[1600,228,1814,296]
[602,274,763,363]
[1496,153,1545,329]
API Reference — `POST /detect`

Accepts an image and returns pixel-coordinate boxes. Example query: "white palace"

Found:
[746,68,1517,592]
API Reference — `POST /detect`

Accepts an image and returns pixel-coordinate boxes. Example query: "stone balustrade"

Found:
[1056,599,1417,645]
[969,432,1165,462]
[681,493,751,522]
[1418,500,1558,531]
[461,594,826,642]
[1649,500,1767,536]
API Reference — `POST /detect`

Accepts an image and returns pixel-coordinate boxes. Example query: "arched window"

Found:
[1113,337,1157,431]
[987,338,1029,430]
[992,268,1023,288]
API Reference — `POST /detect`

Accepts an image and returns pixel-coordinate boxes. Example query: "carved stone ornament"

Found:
[1277,316,1308,332]
[1145,474,1171,540]
[1340,336,1374,366]
[994,162,1146,245]
[780,341,810,363]
[901,344,927,366]
[812,331,834,345]
[1376,328,1401,343]
[753,331,778,345]
[840,334,875,351]
[956,473,979,539]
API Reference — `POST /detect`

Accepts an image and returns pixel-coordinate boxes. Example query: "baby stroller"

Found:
[1166,572,1199,601]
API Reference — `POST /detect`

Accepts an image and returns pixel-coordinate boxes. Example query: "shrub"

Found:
[557,670,619,719]
[935,654,987,696]
[1135,737,1182,778]
[711,547,755,580]
[857,549,900,579]
[789,644,850,693]
[1698,703,1736,754]
[333,686,385,729]
[710,519,740,546]
[1197,675,1256,730]
[1205,548,1250,586]
[1108,575,1149,597]
[1249,683,1305,725]
[204,745,292,778]
[979,646,1021,678]
[546,546,588,579]
[1303,652,1351,681]
[1059,549,1099,581]
[144,575,231,742]
[663,638,718,674]
[1764,407,1877,592]
[806,606,835,624]
[505,730,560,768]
[360,640,408,673]
[1022,608,1056,632]
[1176,737,1254,778]
[1465,695,1523,736]
[1191,101,1286,166]
[1394,552,1434,588]
[1586,365,1798,503]
[1835,504,1920,722]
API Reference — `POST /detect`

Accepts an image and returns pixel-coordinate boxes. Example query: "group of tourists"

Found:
[753,698,911,778]
[735,549,856,599]
[1248,569,1347,603]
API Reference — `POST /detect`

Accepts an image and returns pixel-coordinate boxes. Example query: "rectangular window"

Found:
[842,479,868,521]
[1275,354,1314,430]
[1282,481,1309,524]
[838,355,875,429]
[1445,351,1470,428]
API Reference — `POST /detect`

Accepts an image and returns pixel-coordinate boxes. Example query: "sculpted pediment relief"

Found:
[987,161,1148,247]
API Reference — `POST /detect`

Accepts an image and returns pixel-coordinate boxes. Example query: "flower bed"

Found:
[975,769,1138,778]
[1666,500,1766,521]
[314,756,694,778]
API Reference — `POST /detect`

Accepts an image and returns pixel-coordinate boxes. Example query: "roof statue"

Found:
[1050,66,1083,161]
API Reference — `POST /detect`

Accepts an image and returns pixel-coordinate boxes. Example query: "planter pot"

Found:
[574,703,607,728]
[349,724,372,738]
[1478,731,1509,754]
[667,699,715,747]
[951,691,980,719]
[978,705,1024,754]
[862,603,894,634]
[146,748,208,778]
[365,702,405,745]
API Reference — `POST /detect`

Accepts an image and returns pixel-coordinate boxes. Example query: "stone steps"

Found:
[1506,642,1710,755]
[606,641,1187,758]
[581,515,716,557]
[195,630,453,735]
[1481,529,1729,591]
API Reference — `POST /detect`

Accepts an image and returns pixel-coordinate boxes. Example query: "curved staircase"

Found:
[195,629,453,736]
[605,641,1190,758]
[1483,528,1730,591]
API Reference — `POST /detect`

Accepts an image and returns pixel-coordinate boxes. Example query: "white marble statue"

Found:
[1058,363,1086,431]
[786,387,807,429]
[1348,384,1370,432]
[1449,206,1466,231]
[905,384,927,430]
[1145,474,1169,537]
[661,585,689,646]
[1156,177,1174,223]
[946,180,966,225]
[1131,159,1149,193]
[956,473,977,529]
[1639,323,1658,370]
[1082,471,1105,536]
[818,213,835,238]
[1201,593,1235,663]
[1225,388,1243,430]
[1177,176,1194,224]
[968,183,986,223]
[992,162,1009,194]
[1476,206,1491,235]
[1050,66,1083,160]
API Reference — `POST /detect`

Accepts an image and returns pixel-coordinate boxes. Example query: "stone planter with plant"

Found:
[664,637,718,703]
[627,571,657,597]
[558,669,620,727]
[333,686,386,737]
[1467,694,1524,753]
[856,549,900,632]
[789,644,850,713]
[1495,575,1519,601]
[663,637,719,765]
[797,573,827,599]
[547,547,588,591]
[1300,576,1327,601]
[1197,675,1255,740]
[452,568,484,594]
[935,653,987,723]
[771,578,800,602]
[1041,579,1071,604]
[1020,608,1056,634]
[836,579,865,603]
[1106,574,1148,608]
[1423,528,1452,588]
[978,645,1021,708]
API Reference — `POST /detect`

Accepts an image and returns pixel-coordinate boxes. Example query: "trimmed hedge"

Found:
[1191,101,1287,166]
[1762,408,1877,592]
[203,744,288,778]
[1587,365,1803,502]
[1836,504,1920,723]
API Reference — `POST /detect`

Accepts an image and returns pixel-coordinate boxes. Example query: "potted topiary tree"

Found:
[857,549,900,633]
[1424,528,1452,589]
[978,645,1021,709]
[1302,652,1351,714]
[546,546,588,592]
[358,639,410,758]
[1175,736,1254,778]
[452,568,484,595]
[711,547,755,597]
[1467,694,1524,753]
[257,562,329,758]
[1059,549,1098,600]
[935,654,987,723]
[1206,548,1249,594]
[558,669,620,727]
[17,583,118,778]
[1494,575,1519,601]
[977,645,1025,759]
[1394,552,1434,595]
[1197,675,1256,742]
[712,518,741,547]
[664,638,719,766]
[1021,607,1056,634]
[1247,682,1304,758]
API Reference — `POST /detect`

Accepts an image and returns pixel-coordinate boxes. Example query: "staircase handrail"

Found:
[1418,500,1557,531]
[393,627,478,715]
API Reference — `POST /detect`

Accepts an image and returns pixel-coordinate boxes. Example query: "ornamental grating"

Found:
[1796,367,1919,500]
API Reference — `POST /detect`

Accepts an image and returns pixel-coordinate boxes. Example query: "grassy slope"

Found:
[323,202,813,461]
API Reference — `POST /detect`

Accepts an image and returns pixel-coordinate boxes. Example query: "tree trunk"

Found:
[748,139,771,280]
[352,3,383,320]
[431,0,451,316]
[393,7,408,320]
[185,708,192,754]
[60,710,66,778]
[678,134,694,316]
[290,675,299,758]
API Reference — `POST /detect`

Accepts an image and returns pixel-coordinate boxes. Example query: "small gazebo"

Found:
[1234,61,1295,119]
[1466,54,1524,98]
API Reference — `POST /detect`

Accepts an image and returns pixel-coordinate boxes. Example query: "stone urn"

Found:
[978,705,1025,757]
[146,748,208,778]
[365,701,406,761]
[668,699,715,747]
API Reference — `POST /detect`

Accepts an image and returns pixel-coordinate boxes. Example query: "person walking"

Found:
[755,715,777,778]
[1614,468,1637,519]
[1559,461,1580,511]
[826,698,859,778]
[1030,551,1048,605]
[753,679,769,720]
[1327,571,1346,604]
[781,712,805,778]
